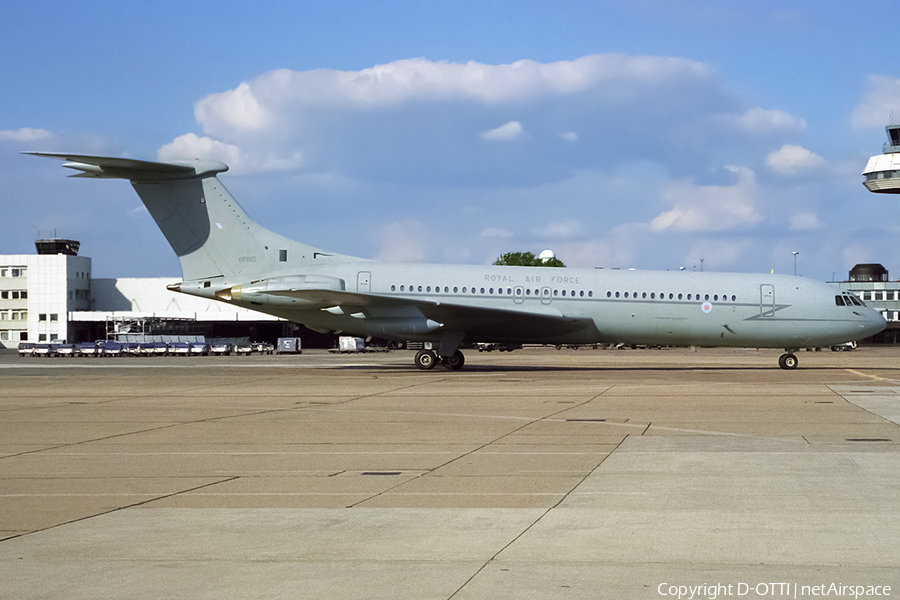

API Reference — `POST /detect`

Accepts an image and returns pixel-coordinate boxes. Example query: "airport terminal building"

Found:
[3,240,900,349]
[0,240,305,349]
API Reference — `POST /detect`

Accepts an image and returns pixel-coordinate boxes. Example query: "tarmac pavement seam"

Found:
[349,390,611,508]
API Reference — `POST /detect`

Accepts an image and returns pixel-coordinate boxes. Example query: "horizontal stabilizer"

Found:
[24,152,227,181]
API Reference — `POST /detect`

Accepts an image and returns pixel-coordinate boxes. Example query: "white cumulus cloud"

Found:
[481,121,525,141]
[852,75,900,129]
[734,107,806,134]
[789,212,824,231]
[157,133,302,173]
[480,227,514,239]
[189,54,711,140]
[765,144,826,175]
[196,81,271,135]
[0,127,53,143]
[540,220,583,239]
[158,133,246,167]
[650,166,762,232]
[376,220,429,263]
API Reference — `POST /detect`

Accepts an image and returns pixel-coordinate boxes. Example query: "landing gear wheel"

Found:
[778,353,798,370]
[414,349,437,370]
[442,350,465,371]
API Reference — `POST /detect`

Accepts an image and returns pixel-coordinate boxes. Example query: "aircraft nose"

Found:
[864,308,887,337]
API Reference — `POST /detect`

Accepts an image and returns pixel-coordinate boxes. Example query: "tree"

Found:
[493,251,566,268]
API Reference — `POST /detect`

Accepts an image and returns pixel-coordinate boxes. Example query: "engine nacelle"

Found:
[360,318,442,336]
[216,275,345,306]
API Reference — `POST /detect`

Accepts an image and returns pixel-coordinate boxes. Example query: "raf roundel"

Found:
[701,302,712,314]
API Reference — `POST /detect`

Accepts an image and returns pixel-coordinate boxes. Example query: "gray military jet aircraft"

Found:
[28,153,885,370]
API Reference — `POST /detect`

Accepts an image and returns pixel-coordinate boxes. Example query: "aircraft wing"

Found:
[270,288,596,339]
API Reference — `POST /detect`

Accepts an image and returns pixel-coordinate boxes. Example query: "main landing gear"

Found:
[778,352,798,370]
[414,349,465,371]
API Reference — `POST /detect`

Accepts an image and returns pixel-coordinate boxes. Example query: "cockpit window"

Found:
[838,293,865,307]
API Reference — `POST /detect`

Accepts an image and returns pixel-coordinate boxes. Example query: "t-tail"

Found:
[25,153,356,283]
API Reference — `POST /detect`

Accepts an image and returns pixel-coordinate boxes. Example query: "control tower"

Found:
[863,123,900,193]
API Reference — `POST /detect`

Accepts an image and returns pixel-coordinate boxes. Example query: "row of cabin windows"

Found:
[0,267,26,278]
[1,290,27,300]
[387,284,737,302]
[389,285,579,296]
[607,291,737,302]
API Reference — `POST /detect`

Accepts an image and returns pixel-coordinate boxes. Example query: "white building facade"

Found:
[1,246,286,349]
[0,253,92,347]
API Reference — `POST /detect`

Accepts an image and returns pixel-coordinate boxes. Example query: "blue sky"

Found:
[3,0,900,280]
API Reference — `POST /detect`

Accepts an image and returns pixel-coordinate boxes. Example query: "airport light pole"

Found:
[792,251,799,276]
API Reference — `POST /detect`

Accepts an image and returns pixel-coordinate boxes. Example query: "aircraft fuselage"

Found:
[179,262,884,351]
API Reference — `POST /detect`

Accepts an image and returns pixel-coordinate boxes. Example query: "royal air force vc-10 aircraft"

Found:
[28,152,886,370]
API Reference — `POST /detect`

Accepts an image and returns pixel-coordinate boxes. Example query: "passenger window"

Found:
[677,293,682,300]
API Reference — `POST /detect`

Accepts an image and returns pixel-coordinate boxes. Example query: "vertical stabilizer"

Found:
[26,153,354,281]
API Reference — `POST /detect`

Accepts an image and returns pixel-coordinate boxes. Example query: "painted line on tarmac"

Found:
[844,368,900,383]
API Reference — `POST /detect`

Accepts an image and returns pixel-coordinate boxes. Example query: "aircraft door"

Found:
[541,286,552,305]
[514,286,525,304]
[357,271,371,293]
[760,284,775,317]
